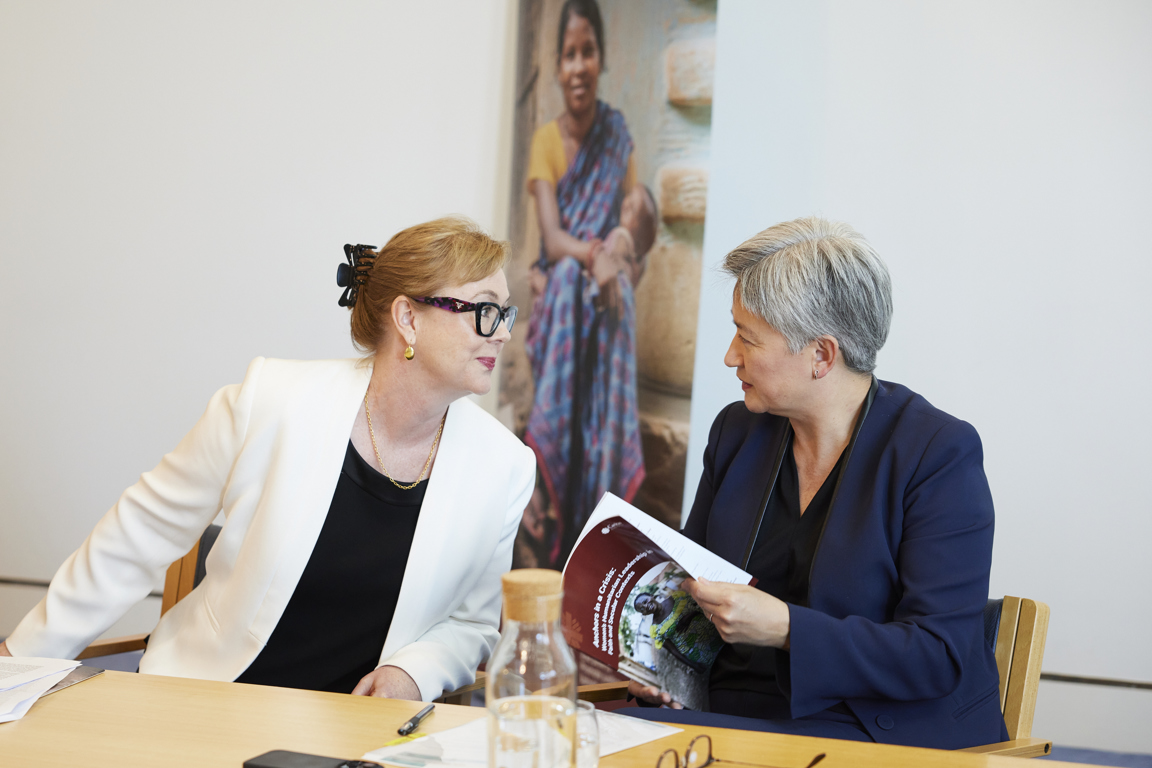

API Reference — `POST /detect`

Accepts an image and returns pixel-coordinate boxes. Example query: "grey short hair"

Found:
[723,217,892,373]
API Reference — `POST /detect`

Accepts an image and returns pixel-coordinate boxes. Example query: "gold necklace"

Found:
[363,392,446,491]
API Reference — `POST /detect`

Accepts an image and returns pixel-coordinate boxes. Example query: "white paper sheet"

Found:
[566,493,753,585]
[363,710,679,766]
[592,709,682,755]
[0,669,73,723]
[0,657,80,691]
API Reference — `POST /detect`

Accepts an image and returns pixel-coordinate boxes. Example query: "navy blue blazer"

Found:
[684,380,1008,749]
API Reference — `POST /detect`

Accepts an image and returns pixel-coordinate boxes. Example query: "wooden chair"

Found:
[575,595,1053,758]
[958,596,1052,758]
[75,525,487,705]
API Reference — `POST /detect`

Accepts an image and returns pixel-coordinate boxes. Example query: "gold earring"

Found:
[404,345,415,360]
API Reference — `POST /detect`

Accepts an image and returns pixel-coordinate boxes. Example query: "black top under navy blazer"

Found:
[683,379,1009,749]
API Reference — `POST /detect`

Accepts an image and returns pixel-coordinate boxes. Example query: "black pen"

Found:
[398,704,435,736]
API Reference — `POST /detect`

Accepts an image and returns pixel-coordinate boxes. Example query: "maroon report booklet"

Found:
[561,493,754,710]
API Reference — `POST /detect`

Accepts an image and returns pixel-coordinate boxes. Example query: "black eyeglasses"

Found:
[656,735,825,768]
[415,296,518,337]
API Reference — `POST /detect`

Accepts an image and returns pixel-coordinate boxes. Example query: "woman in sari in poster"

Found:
[522,0,658,568]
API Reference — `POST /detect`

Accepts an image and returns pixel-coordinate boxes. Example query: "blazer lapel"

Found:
[708,414,790,568]
[245,360,371,642]
[380,399,483,659]
[806,376,879,607]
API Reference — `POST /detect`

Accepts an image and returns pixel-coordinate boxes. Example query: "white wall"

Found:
[689,0,1152,750]
[0,0,517,636]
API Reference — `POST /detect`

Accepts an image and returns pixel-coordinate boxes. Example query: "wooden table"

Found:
[0,671,1086,768]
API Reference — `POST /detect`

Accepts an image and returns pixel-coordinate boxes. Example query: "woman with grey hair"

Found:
[626,218,1006,750]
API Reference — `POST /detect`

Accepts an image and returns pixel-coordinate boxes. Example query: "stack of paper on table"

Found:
[363,710,680,766]
[0,657,81,723]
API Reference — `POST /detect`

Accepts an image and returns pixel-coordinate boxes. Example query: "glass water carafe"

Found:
[487,569,577,768]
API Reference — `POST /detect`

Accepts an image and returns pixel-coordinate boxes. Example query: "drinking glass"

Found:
[575,700,600,768]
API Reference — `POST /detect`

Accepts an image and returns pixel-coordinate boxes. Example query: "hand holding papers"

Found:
[561,494,754,711]
[0,657,81,723]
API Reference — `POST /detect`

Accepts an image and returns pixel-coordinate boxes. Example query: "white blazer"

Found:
[6,357,536,701]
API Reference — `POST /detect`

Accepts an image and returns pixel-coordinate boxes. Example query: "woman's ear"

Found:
[812,335,841,378]
[391,296,418,348]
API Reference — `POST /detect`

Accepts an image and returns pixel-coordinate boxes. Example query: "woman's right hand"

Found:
[627,679,683,708]
[589,242,626,319]
[0,640,12,657]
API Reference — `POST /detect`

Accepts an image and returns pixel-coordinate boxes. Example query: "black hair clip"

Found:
[337,243,377,307]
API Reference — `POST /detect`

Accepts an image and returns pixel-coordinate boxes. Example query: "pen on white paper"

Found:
[364,711,679,765]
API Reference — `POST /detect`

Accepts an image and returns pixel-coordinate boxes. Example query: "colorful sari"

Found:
[524,101,645,567]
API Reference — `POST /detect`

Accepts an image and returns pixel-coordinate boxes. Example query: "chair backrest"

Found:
[160,524,221,617]
[985,595,1050,740]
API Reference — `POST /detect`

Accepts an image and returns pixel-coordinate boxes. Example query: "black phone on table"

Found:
[243,749,382,768]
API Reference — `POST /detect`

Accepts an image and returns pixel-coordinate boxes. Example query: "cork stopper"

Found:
[502,569,563,623]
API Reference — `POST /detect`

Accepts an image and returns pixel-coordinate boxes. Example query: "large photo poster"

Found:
[501,0,716,570]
